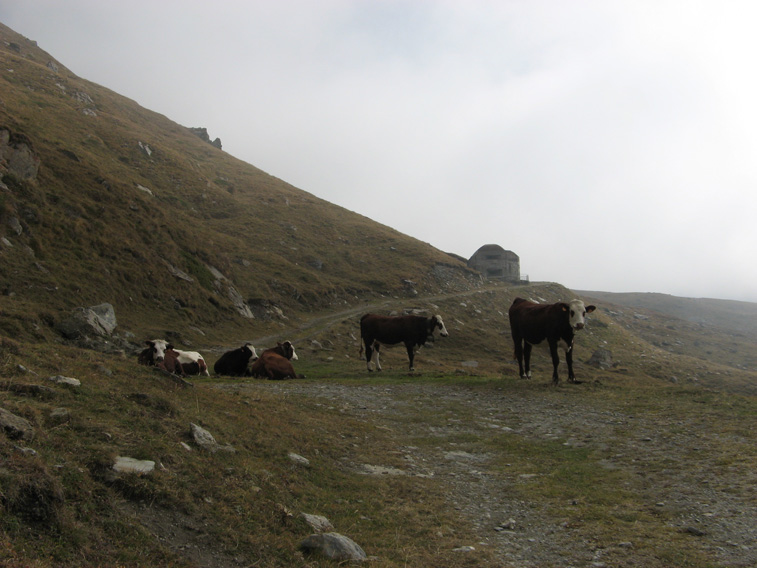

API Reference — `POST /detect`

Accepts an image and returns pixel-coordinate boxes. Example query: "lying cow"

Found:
[508,298,596,385]
[142,339,210,376]
[359,313,449,372]
[248,352,297,380]
[260,340,298,361]
[214,343,258,376]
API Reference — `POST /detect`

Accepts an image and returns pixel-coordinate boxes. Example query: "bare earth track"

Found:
[234,378,757,568]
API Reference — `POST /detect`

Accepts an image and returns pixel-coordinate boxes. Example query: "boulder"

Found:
[299,532,367,562]
[0,407,34,441]
[56,303,117,339]
[586,348,614,369]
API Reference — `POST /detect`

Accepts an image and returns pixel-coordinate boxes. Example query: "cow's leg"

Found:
[513,338,526,378]
[371,343,382,372]
[364,340,374,371]
[548,340,561,385]
[565,348,578,383]
[523,342,533,379]
[406,342,415,371]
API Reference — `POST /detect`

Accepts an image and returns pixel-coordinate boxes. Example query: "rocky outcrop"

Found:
[0,128,40,180]
[56,303,117,339]
[188,127,222,150]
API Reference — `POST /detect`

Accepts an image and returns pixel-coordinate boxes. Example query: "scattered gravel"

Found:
[248,380,757,568]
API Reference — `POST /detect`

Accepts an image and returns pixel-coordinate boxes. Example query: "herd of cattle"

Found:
[137,298,597,385]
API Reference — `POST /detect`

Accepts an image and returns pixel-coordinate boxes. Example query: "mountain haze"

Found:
[0,22,477,344]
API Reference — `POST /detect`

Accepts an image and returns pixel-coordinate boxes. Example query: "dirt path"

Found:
[238,379,757,568]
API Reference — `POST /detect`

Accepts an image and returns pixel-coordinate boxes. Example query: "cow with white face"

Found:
[138,339,170,366]
[359,313,449,372]
[508,298,596,385]
[140,339,209,376]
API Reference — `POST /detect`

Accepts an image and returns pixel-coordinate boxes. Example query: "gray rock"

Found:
[190,422,235,453]
[0,407,34,441]
[288,452,310,467]
[48,375,81,387]
[586,348,614,369]
[0,128,40,180]
[299,532,367,562]
[113,456,155,475]
[7,216,22,235]
[49,408,70,424]
[190,422,218,451]
[56,303,117,339]
[302,513,334,532]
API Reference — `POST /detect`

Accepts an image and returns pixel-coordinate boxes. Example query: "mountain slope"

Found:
[0,22,478,344]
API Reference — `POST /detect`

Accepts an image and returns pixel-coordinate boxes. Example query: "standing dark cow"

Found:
[360,313,449,372]
[508,298,596,385]
[214,343,258,376]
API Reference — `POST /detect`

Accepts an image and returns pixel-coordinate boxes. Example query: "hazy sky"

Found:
[3,1,757,302]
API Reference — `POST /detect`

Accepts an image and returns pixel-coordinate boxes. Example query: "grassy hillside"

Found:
[0,22,478,347]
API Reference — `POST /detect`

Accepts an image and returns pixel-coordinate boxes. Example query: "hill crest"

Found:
[0,22,480,344]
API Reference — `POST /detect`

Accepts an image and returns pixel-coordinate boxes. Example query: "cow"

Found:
[359,313,449,372]
[248,352,298,380]
[260,340,298,361]
[508,298,596,385]
[142,339,210,376]
[214,343,258,376]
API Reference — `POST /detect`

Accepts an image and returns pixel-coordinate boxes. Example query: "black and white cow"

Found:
[213,343,258,376]
[359,313,449,372]
[508,298,596,385]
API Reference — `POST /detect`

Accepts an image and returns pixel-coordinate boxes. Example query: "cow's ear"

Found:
[166,343,174,350]
[560,303,569,312]
[145,340,153,347]
[586,305,596,313]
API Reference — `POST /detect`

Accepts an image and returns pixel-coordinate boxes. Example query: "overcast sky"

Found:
[3,1,757,302]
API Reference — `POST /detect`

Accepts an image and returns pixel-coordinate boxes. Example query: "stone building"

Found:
[468,244,520,282]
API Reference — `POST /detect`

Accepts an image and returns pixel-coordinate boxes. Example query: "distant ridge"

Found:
[577,290,757,336]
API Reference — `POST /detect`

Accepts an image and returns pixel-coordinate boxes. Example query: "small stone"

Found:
[113,456,155,474]
[48,375,81,387]
[289,452,310,467]
[302,513,334,532]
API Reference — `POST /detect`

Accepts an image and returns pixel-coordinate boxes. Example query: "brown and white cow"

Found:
[213,343,258,376]
[508,298,596,385]
[260,341,298,361]
[248,352,298,380]
[360,313,449,372]
[142,339,209,376]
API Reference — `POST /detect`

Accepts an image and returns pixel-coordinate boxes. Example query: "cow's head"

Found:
[146,339,170,362]
[430,315,449,338]
[243,342,259,360]
[278,341,299,361]
[564,300,596,330]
